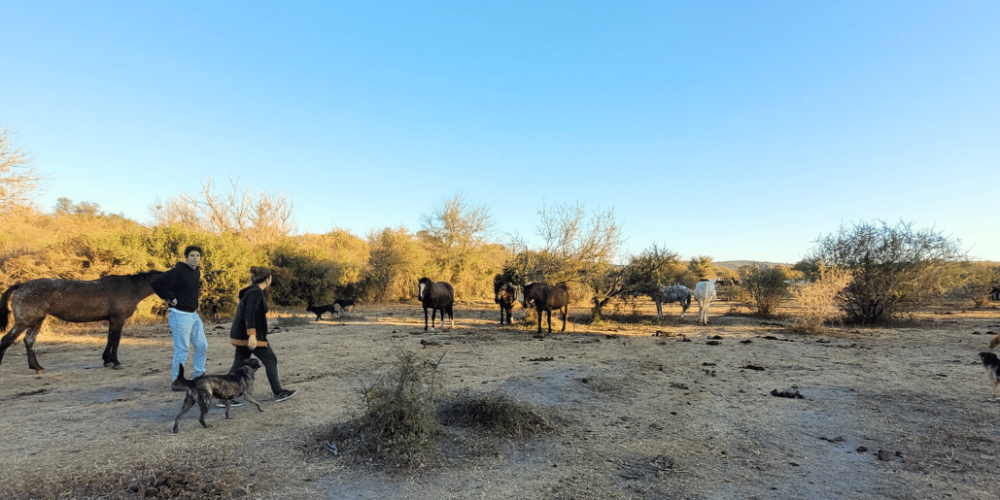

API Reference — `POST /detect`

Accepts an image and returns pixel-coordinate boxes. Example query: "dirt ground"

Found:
[2,298,1000,500]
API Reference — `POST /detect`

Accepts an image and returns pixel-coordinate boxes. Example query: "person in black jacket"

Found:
[229,267,296,402]
[151,245,208,388]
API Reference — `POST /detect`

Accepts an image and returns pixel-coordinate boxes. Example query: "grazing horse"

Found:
[0,270,163,373]
[692,279,717,326]
[493,276,519,325]
[633,284,692,320]
[417,277,454,331]
[521,282,570,333]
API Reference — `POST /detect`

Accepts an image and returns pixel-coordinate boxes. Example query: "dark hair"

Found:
[184,245,203,258]
[250,267,272,285]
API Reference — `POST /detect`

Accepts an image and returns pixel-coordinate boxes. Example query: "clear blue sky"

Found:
[2,1,997,263]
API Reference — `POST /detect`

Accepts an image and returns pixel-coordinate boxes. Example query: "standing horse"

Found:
[632,284,692,320]
[521,282,570,333]
[417,277,454,331]
[493,275,519,325]
[692,279,717,326]
[0,270,162,373]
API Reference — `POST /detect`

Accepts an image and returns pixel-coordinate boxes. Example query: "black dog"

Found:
[172,359,264,433]
[334,298,355,313]
[981,352,1000,402]
[306,303,338,321]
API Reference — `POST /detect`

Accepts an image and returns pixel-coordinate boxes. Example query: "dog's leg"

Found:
[244,391,264,412]
[173,395,197,433]
[197,393,213,428]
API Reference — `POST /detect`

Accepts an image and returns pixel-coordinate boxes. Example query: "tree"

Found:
[688,255,715,279]
[0,126,41,211]
[533,202,623,283]
[588,245,681,319]
[151,176,295,244]
[808,220,966,324]
[418,193,497,297]
[364,227,429,303]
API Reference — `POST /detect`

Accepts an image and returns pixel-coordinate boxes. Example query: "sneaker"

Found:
[274,389,297,403]
[215,400,244,408]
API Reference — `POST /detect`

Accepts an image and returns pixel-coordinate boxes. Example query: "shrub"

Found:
[436,389,554,438]
[321,350,445,468]
[740,265,789,317]
[808,220,966,324]
[948,263,1000,307]
[792,266,851,333]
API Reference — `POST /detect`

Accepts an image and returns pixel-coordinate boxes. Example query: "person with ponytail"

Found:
[228,266,296,403]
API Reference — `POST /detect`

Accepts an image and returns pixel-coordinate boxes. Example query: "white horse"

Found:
[692,279,717,326]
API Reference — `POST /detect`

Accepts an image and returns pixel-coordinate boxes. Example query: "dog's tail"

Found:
[174,363,196,389]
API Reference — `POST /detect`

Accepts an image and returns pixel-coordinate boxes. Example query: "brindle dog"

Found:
[172,359,264,433]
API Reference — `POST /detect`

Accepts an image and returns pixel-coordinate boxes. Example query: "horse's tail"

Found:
[0,284,21,332]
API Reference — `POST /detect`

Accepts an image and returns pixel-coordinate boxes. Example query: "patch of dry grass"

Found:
[0,448,256,500]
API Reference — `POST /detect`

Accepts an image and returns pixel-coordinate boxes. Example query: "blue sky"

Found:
[2,1,997,263]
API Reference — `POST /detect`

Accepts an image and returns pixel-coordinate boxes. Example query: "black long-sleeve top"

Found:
[150,262,201,313]
[230,285,269,347]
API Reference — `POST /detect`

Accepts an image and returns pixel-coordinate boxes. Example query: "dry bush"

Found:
[436,389,555,438]
[792,267,851,334]
[318,350,445,469]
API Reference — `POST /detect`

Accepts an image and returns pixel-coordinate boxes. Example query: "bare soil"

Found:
[2,299,999,500]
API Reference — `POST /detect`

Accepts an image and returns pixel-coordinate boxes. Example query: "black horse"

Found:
[417,277,454,331]
[493,275,518,325]
[521,282,570,333]
[0,270,162,373]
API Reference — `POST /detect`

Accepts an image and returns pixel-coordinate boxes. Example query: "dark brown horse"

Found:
[0,270,162,373]
[493,275,519,325]
[521,282,570,333]
[417,277,454,331]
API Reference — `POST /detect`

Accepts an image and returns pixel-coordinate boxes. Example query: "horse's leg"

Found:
[536,307,543,333]
[447,305,454,329]
[423,307,429,331]
[0,323,28,371]
[546,309,553,333]
[23,320,46,373]
[103,316,126,369]
[561,305,568,332]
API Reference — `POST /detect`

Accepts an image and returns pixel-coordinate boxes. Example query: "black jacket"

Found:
[230,285,269,347]
[150,262,201,313]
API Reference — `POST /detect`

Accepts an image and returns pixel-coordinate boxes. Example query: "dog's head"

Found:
[240,358,264,372]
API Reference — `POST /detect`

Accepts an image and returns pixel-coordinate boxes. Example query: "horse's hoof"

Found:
[104,362,115,368]
[34,369,45,375]
[112,363,124,370]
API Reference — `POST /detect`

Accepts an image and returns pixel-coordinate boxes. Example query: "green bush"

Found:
[740,265,789,318]
[809,220,966,324]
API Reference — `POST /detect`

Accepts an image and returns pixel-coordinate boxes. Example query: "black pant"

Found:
[230,344,284,395]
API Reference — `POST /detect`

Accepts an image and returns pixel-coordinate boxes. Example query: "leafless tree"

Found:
[534,202,623,284]
[151,176,295,244]
[0,126,41,212]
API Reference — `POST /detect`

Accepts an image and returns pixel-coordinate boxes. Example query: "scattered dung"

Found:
[770,388,804,399]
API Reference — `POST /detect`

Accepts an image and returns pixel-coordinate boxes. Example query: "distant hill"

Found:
[715,260,791,270]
